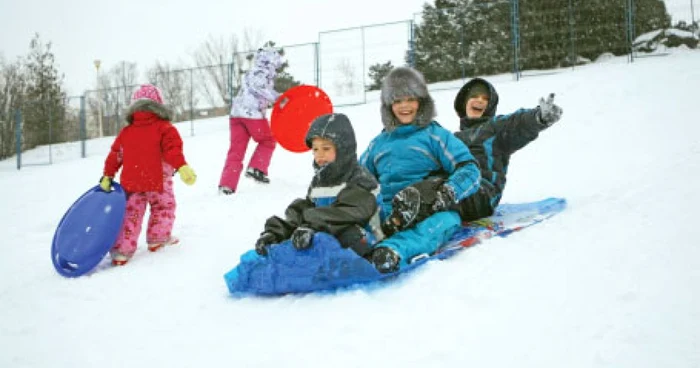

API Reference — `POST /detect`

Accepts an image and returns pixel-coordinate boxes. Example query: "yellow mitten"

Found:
[178,165,197,185]
[99,176,113,192]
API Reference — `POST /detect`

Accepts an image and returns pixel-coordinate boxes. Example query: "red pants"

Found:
[219,116,276,190]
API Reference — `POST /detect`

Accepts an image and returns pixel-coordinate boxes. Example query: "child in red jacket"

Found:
[100,84,197,266]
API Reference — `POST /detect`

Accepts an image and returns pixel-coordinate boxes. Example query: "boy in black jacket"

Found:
[254,113,380,257]
[451,78,563,221]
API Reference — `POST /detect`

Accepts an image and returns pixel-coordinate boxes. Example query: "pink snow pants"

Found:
[219,116,276,191]
[111,165,177,257]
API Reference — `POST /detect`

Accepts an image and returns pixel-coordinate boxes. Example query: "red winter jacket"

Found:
[103,110,187,193]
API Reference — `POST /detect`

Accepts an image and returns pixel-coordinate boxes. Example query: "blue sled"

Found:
[51,183,127,277]
[224,197,567,296]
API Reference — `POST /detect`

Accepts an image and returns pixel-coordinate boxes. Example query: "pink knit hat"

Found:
[131,84,164,104]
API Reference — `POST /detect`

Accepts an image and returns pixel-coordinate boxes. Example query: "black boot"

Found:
[370,247,401,274]
[381,186,421,237]
[245,168,270,184]
[218,186,235,195]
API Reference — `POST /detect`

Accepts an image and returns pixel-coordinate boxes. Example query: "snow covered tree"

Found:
[366,61,394,91]
[22,33,66,151]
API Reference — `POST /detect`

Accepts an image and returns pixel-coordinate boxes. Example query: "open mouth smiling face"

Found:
[466,95,489,118]
[392,97,419,124]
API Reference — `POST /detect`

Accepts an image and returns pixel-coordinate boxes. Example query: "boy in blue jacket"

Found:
[360,67,481,273]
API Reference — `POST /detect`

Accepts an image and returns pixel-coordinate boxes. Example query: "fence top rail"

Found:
[318,19,411,36]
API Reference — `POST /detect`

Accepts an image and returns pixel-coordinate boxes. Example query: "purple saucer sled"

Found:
[51,182,127,277]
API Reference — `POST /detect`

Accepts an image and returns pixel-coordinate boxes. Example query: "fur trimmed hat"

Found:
[380,67,436,131]
[126,84,172,123]
[131,84,164,104]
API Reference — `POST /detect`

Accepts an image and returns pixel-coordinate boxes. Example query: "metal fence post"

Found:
[361,26,367,104]
[408,19,416,68]
[190,68,194,137]
[568,0,576,69]
[511,0,521,80]
[627,0,635,63]
[314,42,320,86]
[80,95,86,158]
[48,103,54,164]
[15,108,21,170]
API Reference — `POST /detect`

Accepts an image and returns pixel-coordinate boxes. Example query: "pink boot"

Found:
[147,236,180,252]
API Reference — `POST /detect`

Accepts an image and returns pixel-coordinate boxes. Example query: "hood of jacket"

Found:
[126,99,173,124]
[305,113,376,190]
[454,78,500,129]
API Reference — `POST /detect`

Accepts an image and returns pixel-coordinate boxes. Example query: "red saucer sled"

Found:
[271,85,333,153]
[51,182,127,277]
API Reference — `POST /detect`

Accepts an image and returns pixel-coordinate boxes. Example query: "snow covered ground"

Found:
[1,49,699,368]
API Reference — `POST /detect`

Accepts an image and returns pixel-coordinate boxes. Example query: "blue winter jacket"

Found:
[359,121,481,218]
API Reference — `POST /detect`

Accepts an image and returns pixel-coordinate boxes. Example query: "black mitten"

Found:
[291,227,315,250]
[536,93,563,127]
[255,232,277,256]
[336,225,371,257]
[432,184,457,212]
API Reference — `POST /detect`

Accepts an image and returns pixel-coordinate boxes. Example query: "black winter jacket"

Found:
[261,113,379,254]
[453,78,549,211]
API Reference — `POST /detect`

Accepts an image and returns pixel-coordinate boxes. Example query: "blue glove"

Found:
[291,227,315,250]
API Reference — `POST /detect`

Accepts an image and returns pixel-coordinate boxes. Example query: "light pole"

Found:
[94,59,103,137]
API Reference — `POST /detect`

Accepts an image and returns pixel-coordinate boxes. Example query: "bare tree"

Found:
[146,61,194,122]
[189,28,267,107]
[191,34,240,106]
[103,62,138,120]
[0,56,27,159]
[334,58,358,96]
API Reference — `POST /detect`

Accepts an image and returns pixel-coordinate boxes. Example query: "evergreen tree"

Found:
[366,61,394,91]
[412,0,672,77]
[462,0,513,75]
[411,2,463,83]
[22,34,66,151]
[633,0,671,36]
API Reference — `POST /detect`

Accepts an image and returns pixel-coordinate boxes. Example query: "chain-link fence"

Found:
[13,96,85,169]
[84,85,137,139]
[318,21,413,106]
[7,0,697,169]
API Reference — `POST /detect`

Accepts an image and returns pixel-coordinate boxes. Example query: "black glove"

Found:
[432,184,457,212]
[255,232,277,256]
[536,93,563,127]
[291,227,315,250]
[336,225,371,257]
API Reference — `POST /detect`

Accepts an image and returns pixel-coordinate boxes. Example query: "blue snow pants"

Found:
[377,211,462,267]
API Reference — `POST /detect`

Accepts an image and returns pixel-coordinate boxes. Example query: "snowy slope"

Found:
[1,50,699,368]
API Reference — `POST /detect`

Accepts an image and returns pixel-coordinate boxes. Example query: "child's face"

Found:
[311,137,337,166]
[465,94,489,118]
[391,97,419,124]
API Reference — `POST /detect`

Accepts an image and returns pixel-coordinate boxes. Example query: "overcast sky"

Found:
[0,0,695,95]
